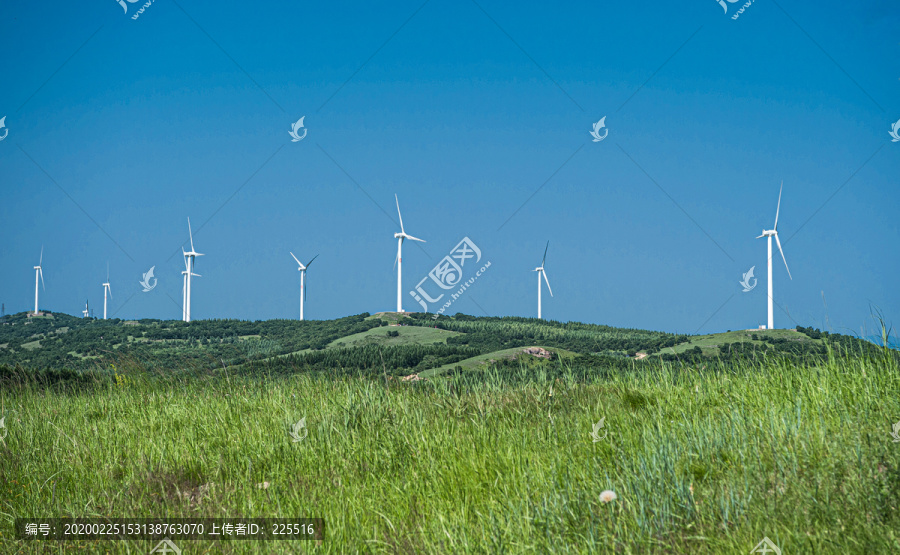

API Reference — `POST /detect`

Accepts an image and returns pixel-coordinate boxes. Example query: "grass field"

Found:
[419,346,578,377]
[656,329,814,356]
[2,344,899,553]
[328,325,461,349]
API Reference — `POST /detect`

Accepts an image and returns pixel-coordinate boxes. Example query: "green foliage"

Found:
[409,313,688,354]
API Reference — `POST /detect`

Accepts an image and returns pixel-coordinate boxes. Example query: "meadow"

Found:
[2,338,899,553]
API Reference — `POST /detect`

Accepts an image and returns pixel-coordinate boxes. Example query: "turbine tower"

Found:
[392,194,426,313]
[290,252,319,321]
[533,241,553,319]
[102,263,112,320]
[756,182,792,330]
[181,259,188,321]
[33,246,45,316]
[182,218,203,322]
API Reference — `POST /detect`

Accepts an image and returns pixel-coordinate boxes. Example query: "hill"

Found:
[0,310,884,379]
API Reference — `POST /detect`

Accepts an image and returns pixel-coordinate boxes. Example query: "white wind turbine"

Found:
[756,182,792,330]
[33,246,45,316]
[82,299,90,319]
[290,252,319,321]
[392,194,426,313]
[534,241,553,319]
[101,263,112,320]
[182,218,203,322]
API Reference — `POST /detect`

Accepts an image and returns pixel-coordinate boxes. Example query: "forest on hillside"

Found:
[0,310,891,390]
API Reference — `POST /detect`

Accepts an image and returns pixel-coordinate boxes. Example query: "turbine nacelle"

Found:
[395,232,424,242]
[290,252,318,271]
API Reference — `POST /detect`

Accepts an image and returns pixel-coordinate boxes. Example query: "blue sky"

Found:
[1,0,897,337]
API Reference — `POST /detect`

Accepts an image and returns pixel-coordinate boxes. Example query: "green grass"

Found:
[328,325,461,349]
[20,340,41,351]
[253,323,462,364]
[2,347,899,553]
[419,346,577,377]
[659,329,814,356]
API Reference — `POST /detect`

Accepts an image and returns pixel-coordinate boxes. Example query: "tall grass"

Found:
[1,347,899,553]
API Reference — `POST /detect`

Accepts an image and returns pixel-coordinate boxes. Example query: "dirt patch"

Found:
[523,347,552,359]
[402,373,426,382]
[634,353,648,360]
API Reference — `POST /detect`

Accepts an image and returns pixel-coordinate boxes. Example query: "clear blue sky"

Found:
[1,0,897,337]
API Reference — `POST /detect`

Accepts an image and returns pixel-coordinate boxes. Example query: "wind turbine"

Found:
[182,218,203,322]
[290,252,319,321]
[33,246,45,316]
[82,299,89,319]
[101,263,112,320]
[756,182,792,330]
[534,241,553,319]
[392,194,426,313]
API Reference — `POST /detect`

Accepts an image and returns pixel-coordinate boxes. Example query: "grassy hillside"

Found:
[0,310,883,378]
[419,346,578,378]
[327,324,461,348]
[1,342,898,553]
[1,310,898,552]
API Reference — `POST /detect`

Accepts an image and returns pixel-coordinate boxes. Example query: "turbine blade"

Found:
[774,233,792,280]
[188,217,195,252]
[393,252,399,270]
[542,270,553,297]
[39,245,43,266]
[405,235,426,243]
[39,268,45,291]
[108,284,113,299]
[395,194,405,234]
[305,254,319,268]
[541,241,549,266]
[774,181,782,230]
[755,233,766,239]
[290,251,302,267]
[304,271,308,302]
